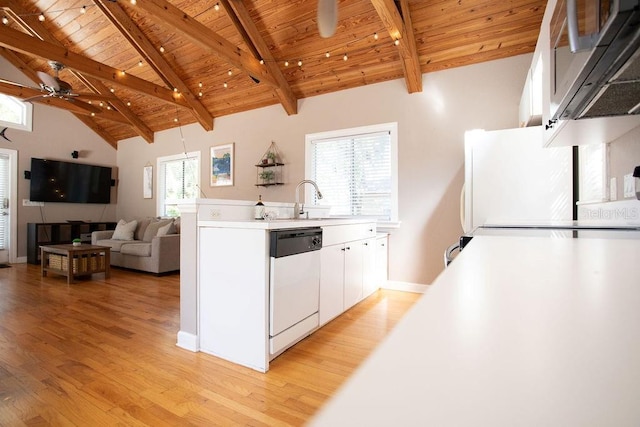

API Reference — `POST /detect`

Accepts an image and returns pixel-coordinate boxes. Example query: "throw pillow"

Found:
[134,217,153,241]
[142,219,173,242]
[112,219,138,241]
[156,221,175,237]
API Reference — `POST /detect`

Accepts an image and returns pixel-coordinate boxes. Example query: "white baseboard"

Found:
[14,256,27,264]
[176,331,199,352]
[382,280,430,294]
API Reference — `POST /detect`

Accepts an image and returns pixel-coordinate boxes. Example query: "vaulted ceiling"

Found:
[0,0,546,148]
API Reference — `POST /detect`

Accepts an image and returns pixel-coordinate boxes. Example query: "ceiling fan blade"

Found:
[0,78,50,101]
[22,94,49,103]
[318,0,338,38]
[36,71,60,92]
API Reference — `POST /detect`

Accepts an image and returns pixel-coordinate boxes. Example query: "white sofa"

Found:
[91,217,180,274]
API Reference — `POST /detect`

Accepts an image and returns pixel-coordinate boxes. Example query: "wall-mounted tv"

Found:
[29,158,112,204]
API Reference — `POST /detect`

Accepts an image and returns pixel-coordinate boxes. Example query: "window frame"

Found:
[0,94,33,132]
[305,122,399,225]
[156,151,201,217]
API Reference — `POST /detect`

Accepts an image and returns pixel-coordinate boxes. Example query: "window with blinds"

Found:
[157,152,200,217]
[307,123,397,221]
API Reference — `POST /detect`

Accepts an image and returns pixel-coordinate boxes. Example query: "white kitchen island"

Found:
[177,198,380,372]
[310,233,640,426]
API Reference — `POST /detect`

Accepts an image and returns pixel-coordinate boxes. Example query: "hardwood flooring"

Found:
[0,264,420,426]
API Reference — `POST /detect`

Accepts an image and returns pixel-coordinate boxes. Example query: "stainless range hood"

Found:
[555,1,640,120]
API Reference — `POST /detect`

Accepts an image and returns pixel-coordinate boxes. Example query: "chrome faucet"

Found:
[294,180,323,218]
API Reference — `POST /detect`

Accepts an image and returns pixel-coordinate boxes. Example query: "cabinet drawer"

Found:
[322,223,376,246]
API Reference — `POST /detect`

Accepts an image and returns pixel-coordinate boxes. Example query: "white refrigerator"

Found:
[463,126,574,232]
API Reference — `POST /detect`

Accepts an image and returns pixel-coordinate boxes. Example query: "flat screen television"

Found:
[29,158,112,204]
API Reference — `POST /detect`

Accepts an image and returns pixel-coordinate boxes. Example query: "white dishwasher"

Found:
[269,227,322,356]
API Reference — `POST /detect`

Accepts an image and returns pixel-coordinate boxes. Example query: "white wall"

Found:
[0,56,117,258]
[117,53,532,285]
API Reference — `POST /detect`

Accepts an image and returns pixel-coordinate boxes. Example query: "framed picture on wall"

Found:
[210,143,234,186]
[143,165,153,198]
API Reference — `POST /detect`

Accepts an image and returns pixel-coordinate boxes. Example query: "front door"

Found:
[0,149,16,264]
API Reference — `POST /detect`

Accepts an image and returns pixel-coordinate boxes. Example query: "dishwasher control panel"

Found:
[270,227,323,258]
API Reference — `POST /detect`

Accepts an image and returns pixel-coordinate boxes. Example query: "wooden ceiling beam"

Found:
[0,26,190,109]
[0,0,155,144]
[131,0,280,89]
[92,0,214,131]
[0,79,130,124]
[0,50,122,124]
[71,73,154,143]
[0,47,40,83]
[1,3,122,145]
[220,1,261,60]
[370,0,422,93]
[221,0,297,115]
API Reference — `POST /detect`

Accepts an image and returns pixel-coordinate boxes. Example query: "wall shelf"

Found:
[256,141,285,186]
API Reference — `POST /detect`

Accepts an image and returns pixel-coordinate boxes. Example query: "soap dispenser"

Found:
[254,195,265,220]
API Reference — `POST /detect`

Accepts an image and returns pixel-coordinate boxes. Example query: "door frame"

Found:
[0,148,18,263]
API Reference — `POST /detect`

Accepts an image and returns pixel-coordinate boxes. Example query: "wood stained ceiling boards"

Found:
[0,0,547,147]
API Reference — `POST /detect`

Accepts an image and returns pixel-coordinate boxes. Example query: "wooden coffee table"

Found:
[41,244,111,284]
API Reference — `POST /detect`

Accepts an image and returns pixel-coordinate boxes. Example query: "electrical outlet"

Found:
[610,177,617,201]
[623,174,635,198]
[23,199,44,207]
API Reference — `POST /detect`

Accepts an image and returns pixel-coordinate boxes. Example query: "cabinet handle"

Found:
[363,242,368,246]
[369,228,373,232]
[346,246,351,250]
[341,248,346,251]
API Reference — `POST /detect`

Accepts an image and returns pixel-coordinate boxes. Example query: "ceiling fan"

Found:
[22,61,103,114]
[317,0,338,38]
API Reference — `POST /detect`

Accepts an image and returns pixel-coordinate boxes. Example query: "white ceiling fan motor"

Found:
[317,0,337,38]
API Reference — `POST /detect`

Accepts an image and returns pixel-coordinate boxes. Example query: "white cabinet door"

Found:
[319,244,345,326]
[362,238,377,298]
[344,242,364,310]
[375,235,388,289]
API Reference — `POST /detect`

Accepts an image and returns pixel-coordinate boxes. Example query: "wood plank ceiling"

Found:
[0,0,547,147]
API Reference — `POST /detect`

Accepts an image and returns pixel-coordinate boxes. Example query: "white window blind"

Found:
[0,153,9,250]
[157,152,199,217]
[309,130,392,220]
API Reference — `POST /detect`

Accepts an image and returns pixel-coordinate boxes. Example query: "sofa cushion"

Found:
[143,219,173,241]
[156,221,175,237]
[134,217,153,241]
[112,219,138,241]
[95,239,131,252]
[120,242,152,257]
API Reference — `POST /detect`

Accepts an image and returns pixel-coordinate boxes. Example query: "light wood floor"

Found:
[0,263,420,426]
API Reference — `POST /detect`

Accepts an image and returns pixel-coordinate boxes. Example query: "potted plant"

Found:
[259,170,275,183]
[72,238,82,247]
[266,151,277,164]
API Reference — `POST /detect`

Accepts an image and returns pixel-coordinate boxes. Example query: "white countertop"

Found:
[198,217,374,230]
[310,234,640,426]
